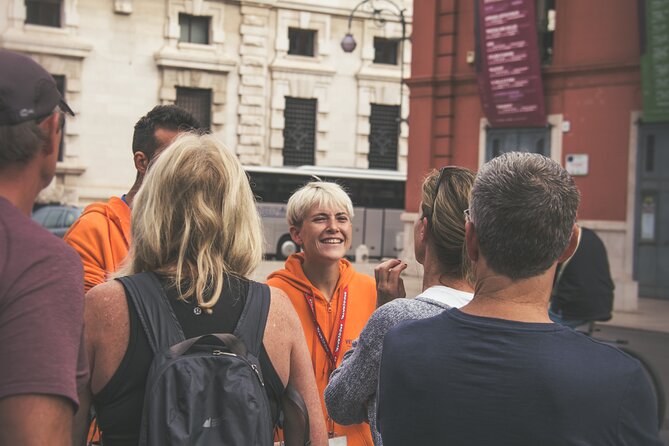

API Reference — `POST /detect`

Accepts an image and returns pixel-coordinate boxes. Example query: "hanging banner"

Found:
[475,0,546,127]
[641,0,669,122]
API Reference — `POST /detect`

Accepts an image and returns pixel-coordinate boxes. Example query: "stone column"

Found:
[237,3,272,165]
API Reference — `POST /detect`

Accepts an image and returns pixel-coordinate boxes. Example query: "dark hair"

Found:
[0,120,47,165]
[470,152,580,280]
[131,105,200,159]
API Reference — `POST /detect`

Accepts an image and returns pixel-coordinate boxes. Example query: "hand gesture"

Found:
[374,259,408,308]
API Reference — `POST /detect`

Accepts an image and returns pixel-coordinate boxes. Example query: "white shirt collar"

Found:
[417,285,473,309]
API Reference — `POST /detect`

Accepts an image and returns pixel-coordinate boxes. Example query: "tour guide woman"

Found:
[268,182,376,446]
[74,134,327,446]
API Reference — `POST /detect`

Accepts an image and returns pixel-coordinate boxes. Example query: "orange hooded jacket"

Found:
[267,253,376,446]
[64,197,131,292]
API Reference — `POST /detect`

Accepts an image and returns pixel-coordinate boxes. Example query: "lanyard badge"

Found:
[303,286,349,370]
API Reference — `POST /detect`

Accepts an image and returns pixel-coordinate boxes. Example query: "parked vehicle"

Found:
[32,205,82,238]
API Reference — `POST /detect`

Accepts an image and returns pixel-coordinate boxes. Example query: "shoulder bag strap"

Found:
[233,280,271,358]
[280,384,312,446]
[117,272,185,354]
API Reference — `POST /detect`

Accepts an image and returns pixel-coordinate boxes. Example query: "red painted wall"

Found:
[407,0,641,221]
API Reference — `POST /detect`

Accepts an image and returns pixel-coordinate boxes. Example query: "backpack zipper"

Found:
[212,350,265,387]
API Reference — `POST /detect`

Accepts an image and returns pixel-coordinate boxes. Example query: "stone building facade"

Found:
[1,0,411,203]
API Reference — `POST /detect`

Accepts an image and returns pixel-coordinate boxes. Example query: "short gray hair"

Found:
[0,120,47,165]
[287,181,354,227]
[469,152,580,279]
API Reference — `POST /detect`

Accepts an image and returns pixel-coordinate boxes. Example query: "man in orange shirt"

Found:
[64,105,199,291]
[268,182,376,446]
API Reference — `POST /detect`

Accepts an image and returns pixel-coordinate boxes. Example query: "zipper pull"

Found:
[327,302,332,313]
[251,363,265,387]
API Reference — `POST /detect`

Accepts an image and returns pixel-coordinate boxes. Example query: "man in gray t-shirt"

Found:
[0,49,87,446]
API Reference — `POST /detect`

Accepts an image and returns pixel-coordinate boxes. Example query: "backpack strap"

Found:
[117,272,185,355]
[234,281,271,358]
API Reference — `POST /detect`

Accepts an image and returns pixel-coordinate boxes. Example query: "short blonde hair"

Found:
[117,133,263,312]
[286,181,354,227]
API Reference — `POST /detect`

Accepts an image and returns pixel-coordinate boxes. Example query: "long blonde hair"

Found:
[117,133,263,311]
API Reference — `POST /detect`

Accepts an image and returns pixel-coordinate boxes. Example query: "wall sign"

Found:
[641,0,669,122]
[475,0,547,128]
[565,154,588,176]
[640,194,657,241]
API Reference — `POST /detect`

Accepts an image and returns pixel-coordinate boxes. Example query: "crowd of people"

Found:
[0,50,663,446]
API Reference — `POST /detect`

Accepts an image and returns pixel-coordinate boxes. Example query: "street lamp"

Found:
[340,0,409,133]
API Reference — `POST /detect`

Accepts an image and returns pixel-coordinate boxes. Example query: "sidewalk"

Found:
[253,260,669,334]
[603,298,669,334]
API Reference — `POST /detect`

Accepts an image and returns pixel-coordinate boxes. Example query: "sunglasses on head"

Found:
[425,166,457,222]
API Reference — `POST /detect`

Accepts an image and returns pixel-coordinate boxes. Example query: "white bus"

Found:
[245,165,406,260]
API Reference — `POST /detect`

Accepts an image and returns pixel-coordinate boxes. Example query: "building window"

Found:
[179,13,210,44]
[25,0,61,27]
[374,38,399,65]
[537,0,556,65]
[283,97,317,166]
[486,127,550,160]
[368,104,399,170]
[52,75,66,161]
[176,87,212,130]
[288,28,316,57]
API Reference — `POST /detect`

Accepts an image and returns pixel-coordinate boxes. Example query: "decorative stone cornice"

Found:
[270,57,336,76]
[155,46,237,73]
[357,64,403,83]
[0,27,92,59]
[56,163,86,176]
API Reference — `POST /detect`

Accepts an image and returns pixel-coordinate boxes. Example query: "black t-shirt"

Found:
[552,227,614,320]
[93,275,284,446]
[377,309,662,446]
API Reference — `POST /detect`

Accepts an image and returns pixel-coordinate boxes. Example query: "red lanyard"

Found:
[303,286,349,370]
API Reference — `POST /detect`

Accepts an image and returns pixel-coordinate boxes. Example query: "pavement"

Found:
[252,259,669,334]
[601,298,669,334]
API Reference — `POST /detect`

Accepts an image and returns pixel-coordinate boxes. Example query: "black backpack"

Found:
[117,272,274,446]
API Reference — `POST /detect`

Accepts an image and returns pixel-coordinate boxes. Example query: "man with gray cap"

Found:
[0,49,87,446]
[377,153,662,445]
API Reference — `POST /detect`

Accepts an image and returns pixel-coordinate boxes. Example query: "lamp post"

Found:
[340,0,408,134]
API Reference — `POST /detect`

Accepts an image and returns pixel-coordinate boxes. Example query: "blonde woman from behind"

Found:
[74,133,327,446]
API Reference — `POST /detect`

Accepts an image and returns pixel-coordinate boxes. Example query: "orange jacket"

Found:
[267,253,376,446]
[64,197,131,292]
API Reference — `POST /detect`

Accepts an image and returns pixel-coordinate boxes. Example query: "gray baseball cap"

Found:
[0,49,74,126]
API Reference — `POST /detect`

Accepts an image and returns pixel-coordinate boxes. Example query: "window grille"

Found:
[176,87,212,130]
[179,13,210,44]
[369,104,399,170]
[374,38,399,65]
[283,97,317,166]
[288,28,316,57]
[25,0,61,27]
[486,127,550,161]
